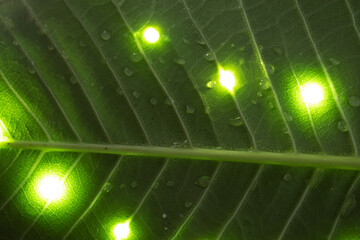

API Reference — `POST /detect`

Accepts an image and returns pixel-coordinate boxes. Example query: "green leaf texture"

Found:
[0,0,360,239]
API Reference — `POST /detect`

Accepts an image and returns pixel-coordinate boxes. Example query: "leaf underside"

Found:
[0,0,360,239]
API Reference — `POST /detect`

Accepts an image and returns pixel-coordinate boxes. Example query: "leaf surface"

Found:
[0,0,360,239]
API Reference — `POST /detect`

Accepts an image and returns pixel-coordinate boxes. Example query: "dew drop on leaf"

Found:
[129,52,143,63]
[329,58,340,65]
[164,97,172,105]
[257,91,263,97]
[283,173,292,182]
[252,99,257,105]
[337,121,349,132]
[197,38,205,45]
[174,58,186,65]
[206,80,216,89]
[182,38,190,44]
[341,193,356,218]
[27,66,35,75]
[184,201,193,208]
[186,105,195,114]
[159,57,165,64]
[103,182,113,192]
[196,175,210,188]
[348,96,360,107]
[239,58,245,65]
[130,181,137,188]
[284,112,293,122]
[70,75,77,84]
[265,64,275,75]
[268,102,274,109]
[101,30,111,40]
[47,44,54,51]
[133,91,140,98]
[166,180,175,187]
[162,213,167,218]
[204,52,215,61]
[124,67,133,77]
[150,97,157,105]
[79,40,86,47]
[259,78,271,90]
[116,88,123,95]
[228,116,243,127]
[273,47,283,56]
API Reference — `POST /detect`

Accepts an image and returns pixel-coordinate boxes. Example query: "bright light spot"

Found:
[143,27,159,43]
[37,175,65,202]
[113,221,130,239]
[0,119,10,143]
[301,83,324,105]
[219,69,236,92]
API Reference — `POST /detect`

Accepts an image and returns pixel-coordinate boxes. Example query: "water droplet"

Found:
[204,106,210,114]
[124,67,133,77]
[252,99,257,104]
[103,182,113,192]
[130,181,137,188]
[3,17,14,28]
[329,58,340,65]
[166,180,175,187]
[284,112,293,122]
[164,98,172,105]
[186,105,195,114]
[70,76,77,84]
[79,40,86,47]
[239,58,245,65]
[204,52,214,61]
[162,213,167,218]
[259,45,264,52]
[116,88,123,95]
[27,67,35,75]
[184,201,193,208]
[206,80,217,89]
[230,43,235,48]
[338,121,349,132]
[182,140,190,148]
[101,30,111,40]
[257,91,263,97]
[47,44,54,51]
[133,91,140,98]
[159,57,165,64]
[259,79,271,90]
[273,47,283,56]
[268,102,274,109]
[182,38,189,44]
[228,116,243,127]
[171,142,182,148]
[197,38,205,45]
[348,96,360,107]
[341,194,356,218]
[283,173,292,182]
[120,184,125,190]
[174,58,186,65]
[150,98,157,105]
[196,175,210,188]
[265,64,274,75]
[129,52,143,62]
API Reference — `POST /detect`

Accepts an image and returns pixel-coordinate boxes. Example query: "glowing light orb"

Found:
[113,221,130,239]
[219,69,236,92]
[37,175,65,202]
[143,27,159,43]
[301,83,324,105]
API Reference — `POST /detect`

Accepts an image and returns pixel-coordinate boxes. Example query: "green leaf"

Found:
[0,0,359,239]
